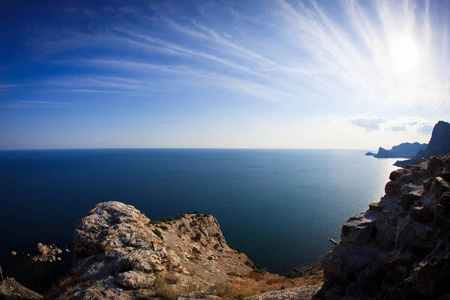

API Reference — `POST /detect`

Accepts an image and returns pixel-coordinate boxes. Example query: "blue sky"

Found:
[1,0,449,150]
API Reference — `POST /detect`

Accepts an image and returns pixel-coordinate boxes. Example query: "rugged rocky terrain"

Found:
[316,153,450,299]
[49,202,322,299]
[50,202,252,299]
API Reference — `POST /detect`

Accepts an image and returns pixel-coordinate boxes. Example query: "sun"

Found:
[388,34,421,75]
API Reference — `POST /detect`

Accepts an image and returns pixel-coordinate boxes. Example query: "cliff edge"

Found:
[51,202,322,299]
[316,153,450,299]
[52,202,253,299]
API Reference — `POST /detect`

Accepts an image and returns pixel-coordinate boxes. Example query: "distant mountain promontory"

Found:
[370,142,427,159]
[395,120,450,167]
[367,120,450,167]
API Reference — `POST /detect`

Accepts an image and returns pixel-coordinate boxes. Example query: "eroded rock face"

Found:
[316,154,450,299]
[58,202,253,299]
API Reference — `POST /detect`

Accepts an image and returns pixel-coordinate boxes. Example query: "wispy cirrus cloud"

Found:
[20,0,449,111]
[0,100,59,109]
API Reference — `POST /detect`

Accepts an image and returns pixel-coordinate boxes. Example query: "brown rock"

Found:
[321,247,349,285]
[418,227,434,241]
[341,213,376,245]
[385,181,401,195]
[433,177,450,199]
[385,250,412,282]
[427,156,444,176]
[390,169,406,181]
[411,206,434,223]
[437,192,450,219]
[400,192,421,210]
[369,202,385,213]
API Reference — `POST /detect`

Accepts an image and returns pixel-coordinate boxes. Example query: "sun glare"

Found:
[388,34,421,75]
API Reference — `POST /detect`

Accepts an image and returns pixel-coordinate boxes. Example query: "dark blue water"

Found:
[0,149,397,292]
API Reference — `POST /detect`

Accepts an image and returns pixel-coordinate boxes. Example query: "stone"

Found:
[438,192,450,219]
[428,156,445,176]
[30,243,63,263]
[385,250,412,282]
[433,177,450,199]
[418,227,434,241]
[400,192,421,210]
[116,271,155,289]
[368,202,385,213]
[341,213,376,245]
[385,181,401,195]
[411,205,434,223]
[321,248,349,285]
[390,169,406,181]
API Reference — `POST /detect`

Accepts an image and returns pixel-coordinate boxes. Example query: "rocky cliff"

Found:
[316,153,450,299]
[395,121,450,167]
[51,202,322,299]
[51,202,254,299]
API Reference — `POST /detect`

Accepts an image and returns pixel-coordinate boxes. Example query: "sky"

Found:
[0,0,449,150]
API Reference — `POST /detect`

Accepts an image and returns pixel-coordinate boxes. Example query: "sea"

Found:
[0,149,398,292]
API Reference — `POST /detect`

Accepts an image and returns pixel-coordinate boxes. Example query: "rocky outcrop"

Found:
[29,243,63,263]
[395,121,450,167]
[316,153,450,299]
[55,202,254,299]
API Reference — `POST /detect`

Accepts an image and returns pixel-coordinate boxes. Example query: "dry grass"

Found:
[212,266,324,299]
[155,276,180,300]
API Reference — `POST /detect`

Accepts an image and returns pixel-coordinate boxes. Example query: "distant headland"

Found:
[367,120,450,167]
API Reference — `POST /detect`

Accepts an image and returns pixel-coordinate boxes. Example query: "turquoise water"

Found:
[0,149,398,291]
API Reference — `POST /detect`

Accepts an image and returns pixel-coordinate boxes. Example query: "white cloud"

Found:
[349,117,386,131]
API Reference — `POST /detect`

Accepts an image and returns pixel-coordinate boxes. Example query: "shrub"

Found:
[190,220,197,226]
[165,273,179,284]
[192,247,201,255]
[245,259,255,268]
[161,217,168,223]
[167,216,174,222]
[208,282,234,298]
[255,266,267,273]
[155,277,179,300]
[159,225,168,231]
[191,233,201,242]
[153,228,163,240]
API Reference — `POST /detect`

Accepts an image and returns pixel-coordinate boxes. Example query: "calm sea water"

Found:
[0,149,398,292]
